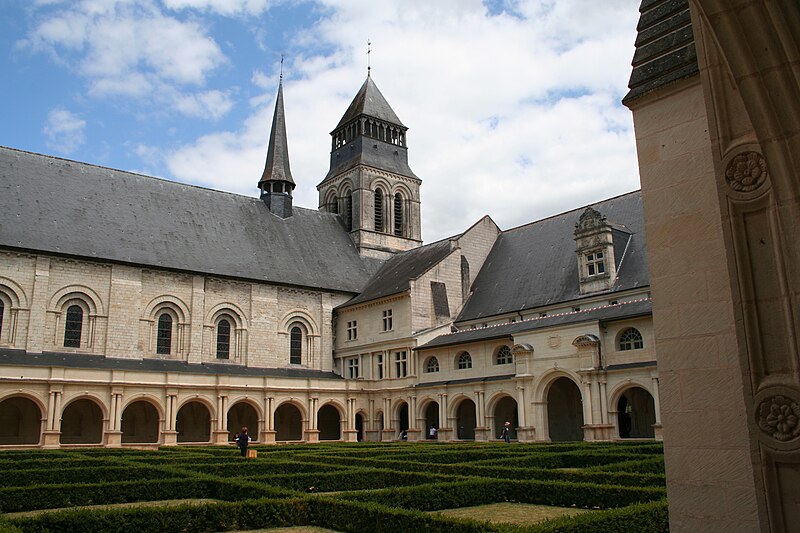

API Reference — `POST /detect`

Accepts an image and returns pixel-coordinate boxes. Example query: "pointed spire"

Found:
[258,77,294,190]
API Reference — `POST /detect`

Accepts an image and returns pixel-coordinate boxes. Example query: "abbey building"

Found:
[0,72,660,448]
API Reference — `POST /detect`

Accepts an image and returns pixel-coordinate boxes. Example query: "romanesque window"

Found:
[216,318,231,359]
[394,351,407,377]
[618,328,644,351]
[496,345,513,365]
[63,305,83,348]
[376,353,384,379]
[457,352,472,370]
[586,251,605,276]
[374,188,384,231]
[347,357,360,379]
[425,357,440,373]
[382,309,393,331]
[347,320,357,341]
[156,313,172,355]
[344,192,353,231]
[393,193,403,236]
[290,326,303,364]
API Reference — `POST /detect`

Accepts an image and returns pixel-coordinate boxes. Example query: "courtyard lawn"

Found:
[0,441,668,532]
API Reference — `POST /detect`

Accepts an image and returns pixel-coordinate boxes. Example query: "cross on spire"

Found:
[367,39,371,77]
[280,54,284,80]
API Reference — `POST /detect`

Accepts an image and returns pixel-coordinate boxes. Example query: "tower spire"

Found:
[258,67,295,218]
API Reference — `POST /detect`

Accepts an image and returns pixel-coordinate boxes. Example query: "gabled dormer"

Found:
[574,207,617,294]
[258,79,295,218]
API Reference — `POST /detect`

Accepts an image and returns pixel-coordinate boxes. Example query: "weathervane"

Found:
[367,39,371,77]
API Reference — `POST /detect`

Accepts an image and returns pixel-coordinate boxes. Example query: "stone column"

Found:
[42,388,62,448]
[344,397,358,442]
[381,397,393,441]
[406,395,421,441]
[261,396,276,444]
[474,390,489,441]
[306,397,319,443]
[212,394,229,444]
[105,390,123,447]
[162,392,178,446]
[438,393,451,441]
[650,376,663,440]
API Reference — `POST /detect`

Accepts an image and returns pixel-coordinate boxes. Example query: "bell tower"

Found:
[317,74,422,259]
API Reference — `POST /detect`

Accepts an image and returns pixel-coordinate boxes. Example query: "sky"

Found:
[1,0,642,243]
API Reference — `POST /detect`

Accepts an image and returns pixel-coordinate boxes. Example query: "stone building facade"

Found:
[0,71,660,449]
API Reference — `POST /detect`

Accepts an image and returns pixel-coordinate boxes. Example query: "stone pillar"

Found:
[514,385,534,441]
[42,388,62,448]
[188,275,205,364]
[344,397,358,442]
[650,376,663,440]
[381,397,393,441]
[261,396,276,444]
[162,392,178,446]
[26,256,50,353]
[212,394,229,444]
[437,393,452,441]
[105,391,123,447]
[474,391,489,441]
[533,401,547,442]
[305,397,319,443]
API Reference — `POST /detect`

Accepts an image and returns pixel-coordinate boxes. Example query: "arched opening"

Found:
[617,387,656,439]
[393,193,403,236]
[318,404,341,440]
[424,401,439,438]
[344,191,353,231]
[355,412,364,441]
[274,403,302,441]
[290,325,302,364]
[60,399,103,444]
[64,304,83,348]
[121,401,160,444]
[176,401,211,443]
[397,401,409,439]
[547,377,584,441]
[0,397,42,445]
[227,402,258,442]
[457,352,472,369]
[425,356,440,373]
[374,188,384,231]
[156,313,173,355]
[493,396,518,440]
[216,317,231,359]
[456,398,477,440]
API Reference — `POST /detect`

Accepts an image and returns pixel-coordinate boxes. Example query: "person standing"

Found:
[235,426,250,457]
[501,421,511,443]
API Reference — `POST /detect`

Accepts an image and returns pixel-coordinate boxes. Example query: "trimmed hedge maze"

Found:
[0,442,668,532]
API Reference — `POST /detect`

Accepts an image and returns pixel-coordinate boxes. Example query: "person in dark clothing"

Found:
[501,421,511,444]
[235,426,250,457]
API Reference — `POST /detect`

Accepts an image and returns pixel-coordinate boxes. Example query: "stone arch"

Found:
[175,400,212,443]
[335,178,356,198]
[279,310,319,337]
[544,376,584,442]
[487,393,518,440]
[49,285,105,316]
[453,396,477,440]
[419,398,440,436]
[0,394,43,445]
[0,277,28,308]
[60,396,105,445]
[206,303,248,330]
[317,401,343,441]
[49,286,104,350]
[610,383,656,439]
[142,295,190,322]
[143,296,190,357]
[393,400,409,438]
[227,400,260,442]
[355,410,366,441]
[392,183,414,201]
[274,400,304,441]
[120,398,162,444]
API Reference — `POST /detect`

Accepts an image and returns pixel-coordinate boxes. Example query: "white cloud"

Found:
[173,90,234,119]
[163,0,273,16]
[43,107,86,153]
[164,0,641,242]
[22,0,230,118]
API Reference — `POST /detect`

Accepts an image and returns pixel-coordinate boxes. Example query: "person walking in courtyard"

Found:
[429,425,437,440]
[235,426,250,457]
[501,421,511,443]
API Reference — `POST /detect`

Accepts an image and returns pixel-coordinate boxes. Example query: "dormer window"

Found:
[586,251,605,276]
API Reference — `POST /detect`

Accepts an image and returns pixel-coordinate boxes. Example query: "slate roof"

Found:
[623,0,698,105]
[457,191,649,321]
[335,76,406,130]
[0,348,342,379]
[418,299,653,350]
[340,238,455,308]
[259,80,295,187]
[0,146,376,293]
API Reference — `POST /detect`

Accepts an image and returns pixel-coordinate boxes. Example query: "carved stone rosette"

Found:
[756,393,800,445]
[725,151,768,193]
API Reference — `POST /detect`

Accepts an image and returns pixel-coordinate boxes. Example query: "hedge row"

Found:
[8,497,305,533]
[587,456,666,474]
[247,468,456,493]
[0,477,297,513]
[531,500,669,532]
[0,465,186,488]
[333,477,665,511]
[176,459,346,477]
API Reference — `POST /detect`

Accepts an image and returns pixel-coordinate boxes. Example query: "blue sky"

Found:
[1,0,641,242]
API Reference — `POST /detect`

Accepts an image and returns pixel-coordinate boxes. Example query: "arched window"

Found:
[0,299,4,340]
[425,357,440,373]
[374,188,384,231]
[618,328,644,351]
[290,326,302,364]
[344,192,353,231]
[496,345,513,365]
[457,352,472,370]
[393,193,403,236]
[216,318,231,359]
[64,304,83,348]
[156,313,172,355]
[331,195,339,215]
